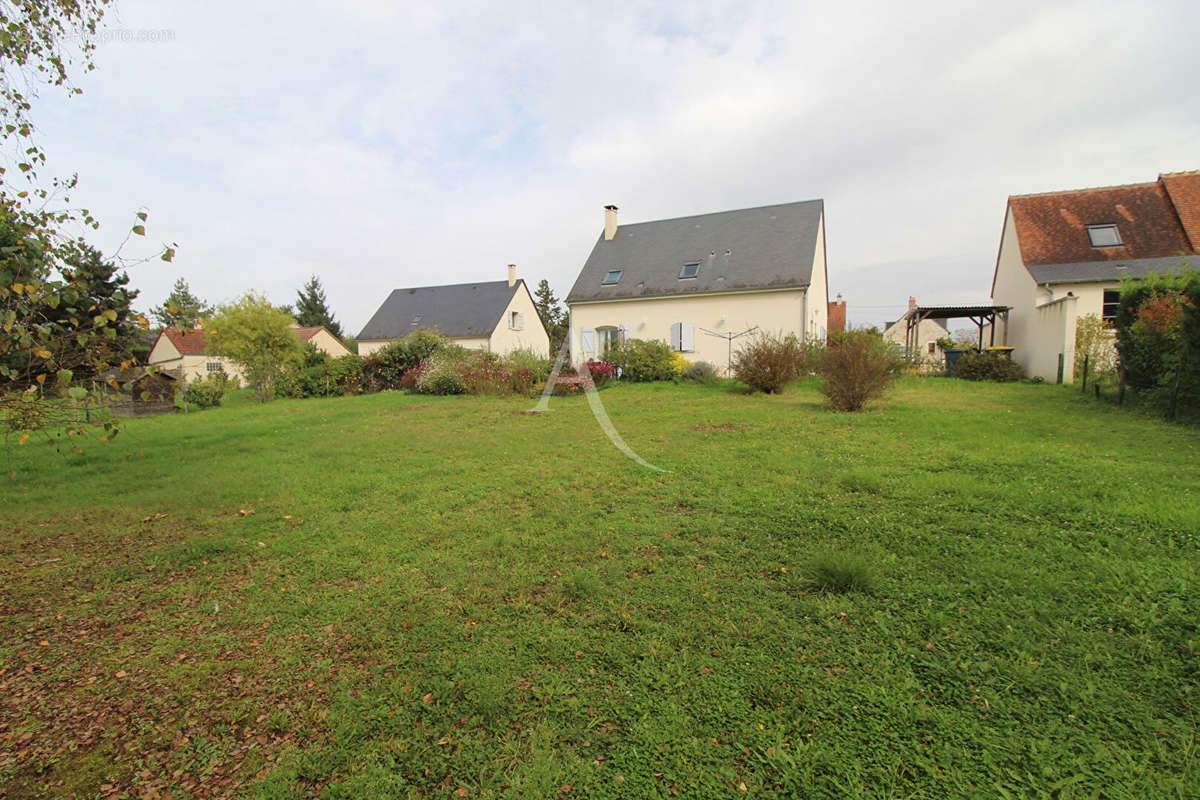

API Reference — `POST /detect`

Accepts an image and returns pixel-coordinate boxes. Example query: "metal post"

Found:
[1056,353,1064,385]
[1118,366,1126,407]
[1167,363,1182,421]
[1081,354,1089,392]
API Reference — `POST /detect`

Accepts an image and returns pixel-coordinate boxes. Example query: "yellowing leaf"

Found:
[131,224,145,236]
[18,434,29,445]
[35,373,46,384]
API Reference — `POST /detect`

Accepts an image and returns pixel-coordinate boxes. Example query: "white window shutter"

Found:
[518,312,524,330]
[670,322,682,351]
[581,328,595,358]
[682,322,695,352]
[622,323,632,343]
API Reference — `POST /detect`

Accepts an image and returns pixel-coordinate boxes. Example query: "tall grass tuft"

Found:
[801,550,878,594]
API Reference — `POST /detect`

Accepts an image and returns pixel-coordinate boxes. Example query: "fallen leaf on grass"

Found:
[115,670,128,678]
[238,508,255,517]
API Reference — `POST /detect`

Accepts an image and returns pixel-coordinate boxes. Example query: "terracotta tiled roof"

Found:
[1010,178,1196,266]
[291,325,323,341]
[160,328,209,355]
[1160,171,1200,252]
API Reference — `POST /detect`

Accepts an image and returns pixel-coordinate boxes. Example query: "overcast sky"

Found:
[28,0,1200,332]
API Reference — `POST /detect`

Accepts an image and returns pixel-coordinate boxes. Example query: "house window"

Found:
[602,269,623,285]
[206,361,223,372]
[1087,224,1122,247]
[596,326,620,354]
[508,311,523,330]
[679,262,700,279]
[927,342,936,354]
[412,315,423,326]
[1102,289,1120,322]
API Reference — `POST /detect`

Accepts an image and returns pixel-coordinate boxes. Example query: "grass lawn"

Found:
[1,378,1198,798]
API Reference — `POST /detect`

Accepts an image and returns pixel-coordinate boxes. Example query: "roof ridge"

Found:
[1160,170,1200,177]
[387,279,514,294]
[1010,180,1159,200]
[611,198,823,230]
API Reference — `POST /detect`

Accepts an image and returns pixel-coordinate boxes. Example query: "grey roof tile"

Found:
[566,200,823,303]
[358,280,520,340]
[1027,254,1200,285]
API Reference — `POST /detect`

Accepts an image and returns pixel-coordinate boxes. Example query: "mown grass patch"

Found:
[1,378,1198,798]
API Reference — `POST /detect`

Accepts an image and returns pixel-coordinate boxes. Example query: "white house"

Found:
[148,324,351,383]
[566,201,829,373]
[357,266,549,357]
[990,171,1200,382]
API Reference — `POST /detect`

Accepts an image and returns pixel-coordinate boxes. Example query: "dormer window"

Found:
[1087,224,1122,247]
[602,269,623,285]
[411,315,422,326]
[679,262,700,279]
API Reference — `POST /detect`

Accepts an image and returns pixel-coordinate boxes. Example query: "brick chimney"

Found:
[908,296,917,311]
[827,293,846,333]
[507,264,517,287]
[604,205,619,241]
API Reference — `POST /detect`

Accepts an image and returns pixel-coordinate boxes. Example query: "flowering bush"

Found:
[400,363,425,391]
[670,351,691,377]
[585,360,615,388]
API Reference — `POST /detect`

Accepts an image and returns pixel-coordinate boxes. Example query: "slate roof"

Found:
[1027,254,1200,285]
[357,280,522,340]
[566,200,824,304]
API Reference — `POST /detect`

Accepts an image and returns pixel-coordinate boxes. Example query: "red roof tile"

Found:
[292,325,324,341]
[160,328,209,355]
[1160,171,1200,252]
[1011,179,1196,266]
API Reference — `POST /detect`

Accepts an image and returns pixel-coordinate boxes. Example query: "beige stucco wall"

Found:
[807,212,829,342]
[147,336,243,384]
[488,283,550,357]
[306,328,353,358]
[1040,282,1114,318]
[358,335,491,356]
[569,288,809,374]
[1024,296,1078,383]
[991,205,1041,374]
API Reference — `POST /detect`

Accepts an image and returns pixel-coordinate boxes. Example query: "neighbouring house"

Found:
[290,324,353,358]
[356,266,550,357]
[827,293,846,334]
[147,323,350,383]
[883,297,948,362]
[147,328,244,384]
[566,201,829,373]
[991,170,1200,382]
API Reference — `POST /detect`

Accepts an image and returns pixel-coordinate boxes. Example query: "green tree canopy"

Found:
[205,292,303,403]
[294,274,343,338]
[151,278,211,329]
[532,279,567,355]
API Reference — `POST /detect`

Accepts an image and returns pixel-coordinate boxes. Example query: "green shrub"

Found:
[414,346,470,395]
[503,347,552,382]
[1114,272,1200,413]
[732,333,807,393]
[801,551,877,595]
[608,338,677,382]
[680,360,718,384]
[1074,314,1117,384]
[183,373,226,409]
[361,328,449,391]
[953,350,1023,382]
[817,329,901,411]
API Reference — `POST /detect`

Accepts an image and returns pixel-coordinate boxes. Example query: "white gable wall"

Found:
[569,288,808,376]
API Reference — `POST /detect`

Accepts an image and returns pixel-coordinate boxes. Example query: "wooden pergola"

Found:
[903,305,1010,359]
